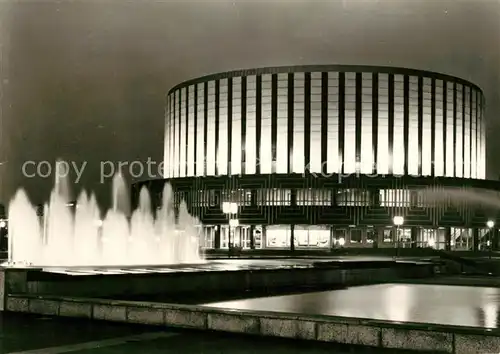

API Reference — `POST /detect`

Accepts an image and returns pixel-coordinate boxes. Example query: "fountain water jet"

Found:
[419,187,500,210]
[7,189,41,266]
[112,171,131,216]
[5,162,203,267]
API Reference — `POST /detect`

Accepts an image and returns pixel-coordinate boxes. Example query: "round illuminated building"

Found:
[134,65,500,252]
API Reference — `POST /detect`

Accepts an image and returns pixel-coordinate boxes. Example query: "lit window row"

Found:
[168,188,486,208]
[199,226,483,250]
[165,70,485,180]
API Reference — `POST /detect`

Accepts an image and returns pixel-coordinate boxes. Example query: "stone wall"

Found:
[5,294,499,354]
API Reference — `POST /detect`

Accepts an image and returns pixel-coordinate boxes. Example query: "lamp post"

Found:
[393,216,404,259]
[222,202,238,252]
[337,237,345,248]
[487,220,495,259]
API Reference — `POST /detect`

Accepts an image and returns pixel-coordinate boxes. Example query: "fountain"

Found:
[419,186,500,209]
[5,165,203,267]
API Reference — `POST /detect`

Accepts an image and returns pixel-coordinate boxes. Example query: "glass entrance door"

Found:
[240,226,251,249]
[220,225,230,249]
[349,229,362,245]
[202,226,216,249]
[220,225,252,249]
[231,225,251,248]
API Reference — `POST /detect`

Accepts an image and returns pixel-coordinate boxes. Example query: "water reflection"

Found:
[203,284,500,329]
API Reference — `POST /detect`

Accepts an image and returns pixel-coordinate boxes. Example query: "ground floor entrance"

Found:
[201,225,262,249]
[199,224,498,252]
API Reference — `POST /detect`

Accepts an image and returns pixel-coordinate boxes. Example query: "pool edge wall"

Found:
[4,293,499,353]
[0,262,434,300]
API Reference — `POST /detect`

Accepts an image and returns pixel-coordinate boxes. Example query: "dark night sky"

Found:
[0,0,498,209]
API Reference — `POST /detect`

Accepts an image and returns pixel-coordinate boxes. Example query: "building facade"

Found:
[134,65,499,252]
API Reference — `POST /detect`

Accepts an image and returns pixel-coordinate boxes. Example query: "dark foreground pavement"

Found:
[0,313,430,354]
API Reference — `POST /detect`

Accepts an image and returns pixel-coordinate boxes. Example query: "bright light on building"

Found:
[222,202,238,214]
[338,237,345,246]
[487,220,495,228]
[0,220,6,228]
[229,219,239,228]
[393,216,404,226]
[164,66,486,180]
[428,238,436,248]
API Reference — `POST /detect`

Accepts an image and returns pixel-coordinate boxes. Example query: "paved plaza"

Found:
[3,258,497,353]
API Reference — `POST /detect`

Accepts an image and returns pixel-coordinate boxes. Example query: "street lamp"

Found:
[393,216,404,259]
[487,220,495,258]
[393,216,404,227]
[229,219,239,228]
[222,202,238,215]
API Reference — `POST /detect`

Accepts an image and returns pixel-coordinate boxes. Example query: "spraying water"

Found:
[6,164,203,267]
[419,187,500,209]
